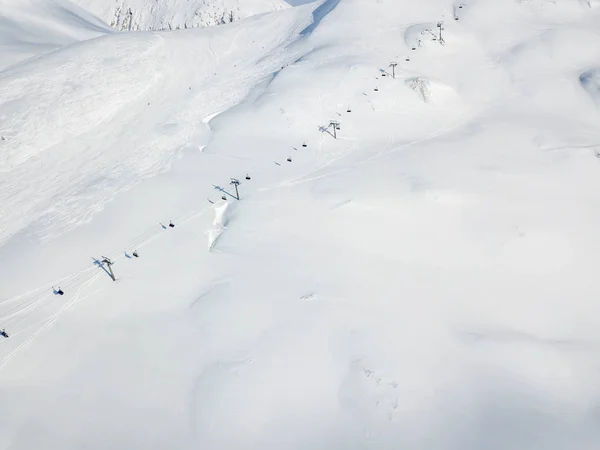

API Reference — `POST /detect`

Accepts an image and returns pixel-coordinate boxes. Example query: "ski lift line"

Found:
[0,267,101,328]
[0,313,62,343]
[0,266,97,306]
[110,206,208,264]
[0,272,102,373]
[3,59,371,311]
[0,208,205,326]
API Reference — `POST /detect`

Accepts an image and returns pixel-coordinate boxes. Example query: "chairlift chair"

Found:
[53,286,64,295]
[245,174,251,180]
[287,157,292,162]
[222,195,227,201]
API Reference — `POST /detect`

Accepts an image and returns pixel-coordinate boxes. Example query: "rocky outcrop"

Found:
[71,0,290,31]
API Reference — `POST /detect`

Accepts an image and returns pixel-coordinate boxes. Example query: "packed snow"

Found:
[2,0,600,449]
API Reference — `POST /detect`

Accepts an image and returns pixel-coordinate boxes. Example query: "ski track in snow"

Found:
[3,0,600,447]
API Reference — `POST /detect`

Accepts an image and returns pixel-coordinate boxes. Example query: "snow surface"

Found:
[2,0,600,448]
[0,0,110,69]
[70,0,290,31]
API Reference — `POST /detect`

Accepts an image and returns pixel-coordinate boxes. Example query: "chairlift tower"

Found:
[101,256,116,281]
[230,178,241,200]
[437,22,445,45]
[329,120,340,139]
[389,62,398,79]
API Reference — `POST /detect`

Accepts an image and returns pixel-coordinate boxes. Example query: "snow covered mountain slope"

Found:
[0,0,110,69]
[2,0,600,449]
[71,0,290,31]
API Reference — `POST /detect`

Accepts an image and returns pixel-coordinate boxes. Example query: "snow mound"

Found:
[580,68,600,106]
[71,0,290,31]
[206,201,231,250]
[405,77,459,105]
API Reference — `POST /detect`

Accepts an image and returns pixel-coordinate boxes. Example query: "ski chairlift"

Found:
[53,286,64,295]
[1,329,8,338]
[347,108,352,113]
[302,142,307,148]
[132,251,139,258]
[245,174,251,180]
[374,87,379,92]
[405,57,410,62]
[169,221,175,228]
[287,157,292,162]
[382,73,387,77]
[222,195,227,201]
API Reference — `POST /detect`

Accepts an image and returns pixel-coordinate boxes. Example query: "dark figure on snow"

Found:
[169,221,175,228]
[133,251,139,258]
[1,329,8,338]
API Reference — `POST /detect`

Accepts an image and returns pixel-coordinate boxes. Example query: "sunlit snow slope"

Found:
[2,0,600,449]
[71,0,290,31]
[0,0,111,69]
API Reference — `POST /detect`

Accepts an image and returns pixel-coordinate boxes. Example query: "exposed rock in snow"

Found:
[71,0,290,31]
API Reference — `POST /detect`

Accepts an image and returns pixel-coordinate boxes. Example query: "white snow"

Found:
[0,0,110,69]
[71,0,290,31]
[2,0,600,448]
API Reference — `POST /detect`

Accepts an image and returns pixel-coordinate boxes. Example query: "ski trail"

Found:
[0,272,101,373]
[0,266,96,306]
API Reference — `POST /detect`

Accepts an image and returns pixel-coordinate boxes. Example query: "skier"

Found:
[1,329,8,338]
